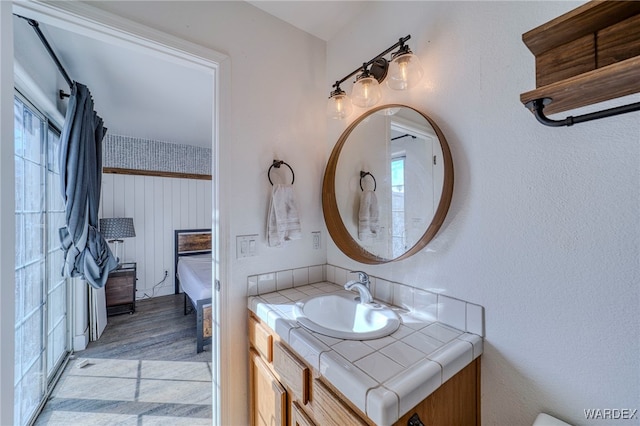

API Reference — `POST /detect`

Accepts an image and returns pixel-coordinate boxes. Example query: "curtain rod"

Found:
[14,14,73,90]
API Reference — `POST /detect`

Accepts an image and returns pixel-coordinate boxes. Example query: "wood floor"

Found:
[34,294,213,425]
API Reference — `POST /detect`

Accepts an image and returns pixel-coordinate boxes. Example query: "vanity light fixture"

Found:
[327,35,423,119]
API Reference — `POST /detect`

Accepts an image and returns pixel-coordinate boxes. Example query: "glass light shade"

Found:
[387,53,424,90]
[351,76,382,108]
[327,92,353,119]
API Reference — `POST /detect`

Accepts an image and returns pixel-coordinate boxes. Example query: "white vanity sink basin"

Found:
[293,292,400,340]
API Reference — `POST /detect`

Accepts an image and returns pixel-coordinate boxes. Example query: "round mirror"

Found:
[323,104,454,264]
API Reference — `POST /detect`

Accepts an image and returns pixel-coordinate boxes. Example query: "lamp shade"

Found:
[387,52,424,90]
[327,88,353,120]
[100,217,136,240]
[351,75,382,108]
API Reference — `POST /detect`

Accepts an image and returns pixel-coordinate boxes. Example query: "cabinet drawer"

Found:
[249,314,273,362]
[310,379,367,426]
[291,401,315,426]
[106,275,134,305]
[273,342,309,404]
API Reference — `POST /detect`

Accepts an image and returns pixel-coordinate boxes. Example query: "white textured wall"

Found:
[88,3,328,425]
[100,173,212,299]
[327,2,639,425]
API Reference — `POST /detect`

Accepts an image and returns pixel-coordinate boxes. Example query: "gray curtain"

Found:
[59,82,117,288]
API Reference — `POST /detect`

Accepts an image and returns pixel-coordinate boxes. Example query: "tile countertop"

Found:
[248,282,484,426]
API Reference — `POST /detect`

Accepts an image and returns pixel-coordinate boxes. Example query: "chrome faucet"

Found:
[350,270,370,290]
[345,271,373,304]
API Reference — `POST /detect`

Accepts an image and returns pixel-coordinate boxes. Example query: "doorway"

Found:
[9,2,227,424]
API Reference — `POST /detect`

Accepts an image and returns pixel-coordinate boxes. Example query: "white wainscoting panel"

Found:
[100,173,212,299]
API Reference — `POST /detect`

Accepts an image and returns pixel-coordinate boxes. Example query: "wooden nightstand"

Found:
[105,262,136,316]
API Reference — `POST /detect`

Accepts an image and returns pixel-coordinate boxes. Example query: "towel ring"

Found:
[268,160,295,185]
[359,171,376,192]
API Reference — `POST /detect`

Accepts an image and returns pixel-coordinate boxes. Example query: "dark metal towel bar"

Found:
[268,160,295,185]
[525,98,640,127]
[359,171,377,192]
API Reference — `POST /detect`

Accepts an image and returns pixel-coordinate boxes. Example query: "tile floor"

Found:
[35,358,212,425]
[34,295,212,425]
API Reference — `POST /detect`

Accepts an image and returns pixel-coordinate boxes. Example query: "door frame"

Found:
[8,1,230,424]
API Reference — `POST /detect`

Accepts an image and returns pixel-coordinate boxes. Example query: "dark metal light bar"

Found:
[332,35,411,89]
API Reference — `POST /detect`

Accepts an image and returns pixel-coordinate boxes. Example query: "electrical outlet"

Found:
[312,231,321,250]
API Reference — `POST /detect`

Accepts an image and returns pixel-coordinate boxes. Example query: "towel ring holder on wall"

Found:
[268,160,295,185]
[359,171,377,192]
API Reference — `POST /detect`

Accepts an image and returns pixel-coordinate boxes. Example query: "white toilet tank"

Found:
[533,413,572,426]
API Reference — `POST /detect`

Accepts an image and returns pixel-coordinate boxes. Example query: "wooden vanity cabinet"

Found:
[396,359,480,426]
[249,312,366,426]
[248,311,480,426]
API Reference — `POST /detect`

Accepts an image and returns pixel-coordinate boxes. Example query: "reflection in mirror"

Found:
[323,105,453,264]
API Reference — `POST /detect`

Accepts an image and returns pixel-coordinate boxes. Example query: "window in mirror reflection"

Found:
[391,155,406,258]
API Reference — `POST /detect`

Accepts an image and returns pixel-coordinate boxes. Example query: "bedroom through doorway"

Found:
[11,2,225,424]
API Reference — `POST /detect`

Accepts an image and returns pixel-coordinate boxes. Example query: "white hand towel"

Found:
[268,184,302,247]
[358,189,379,240]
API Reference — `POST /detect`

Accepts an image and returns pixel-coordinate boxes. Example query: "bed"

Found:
[174,229,213,353]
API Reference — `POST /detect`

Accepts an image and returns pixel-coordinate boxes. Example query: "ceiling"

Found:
[246,1,367,41]
[13,2,363,148]
[14,14,213,148]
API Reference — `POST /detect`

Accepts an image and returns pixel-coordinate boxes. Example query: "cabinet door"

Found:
[250,350,286,426]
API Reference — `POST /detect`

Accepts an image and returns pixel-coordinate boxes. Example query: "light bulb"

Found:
[327,89,353,119]
[351,75,382,108]
[387,52,423,90]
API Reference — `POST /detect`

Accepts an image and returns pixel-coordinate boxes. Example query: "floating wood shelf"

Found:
[520,0,640,116]
[103,167,211,180]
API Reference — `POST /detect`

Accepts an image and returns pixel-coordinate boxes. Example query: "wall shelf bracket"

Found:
[519,1,640,127]
[525,97,640,127]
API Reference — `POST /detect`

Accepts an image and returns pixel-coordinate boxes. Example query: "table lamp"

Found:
[99,217,136,266]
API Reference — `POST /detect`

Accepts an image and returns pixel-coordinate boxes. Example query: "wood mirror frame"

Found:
[322,104,454,264]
